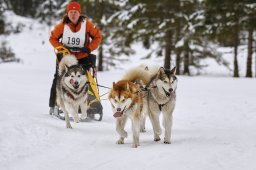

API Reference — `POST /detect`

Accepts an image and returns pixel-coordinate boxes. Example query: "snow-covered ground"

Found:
[0,12,256,170]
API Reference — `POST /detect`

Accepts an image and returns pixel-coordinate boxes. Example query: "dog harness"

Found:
[146,80,176,111]
[62,20,86,48]
[150,90,176,111]
[62,82,89,100]
[62,87,75,100]
[158,104,165,111]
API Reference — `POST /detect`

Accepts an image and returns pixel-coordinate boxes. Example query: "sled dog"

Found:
[56,55,89,128]
[122,65,177,144]
[108,80,143,148]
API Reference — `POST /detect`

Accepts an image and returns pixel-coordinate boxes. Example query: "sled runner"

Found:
[50,46,103,121]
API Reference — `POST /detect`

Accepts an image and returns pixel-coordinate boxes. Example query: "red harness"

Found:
[66,91,75,100]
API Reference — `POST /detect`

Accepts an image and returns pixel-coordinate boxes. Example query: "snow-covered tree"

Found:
[36,0,59,26]
[111,0,214,74]
[0,0,7,34]
[78,0,121,71]
[204,1,256,78]
[242,2,256,78]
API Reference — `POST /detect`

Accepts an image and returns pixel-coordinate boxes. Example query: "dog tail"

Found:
[122,66,152,85]
[58,55,78,75]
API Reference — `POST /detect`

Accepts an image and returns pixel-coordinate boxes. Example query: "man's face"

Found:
[68,10,80,24]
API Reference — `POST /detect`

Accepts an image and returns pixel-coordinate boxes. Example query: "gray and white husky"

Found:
[56,55,89,128]
[123,65,177,144]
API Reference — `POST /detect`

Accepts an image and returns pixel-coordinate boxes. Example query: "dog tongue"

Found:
[70,79,74,85]
[113,112,122,118]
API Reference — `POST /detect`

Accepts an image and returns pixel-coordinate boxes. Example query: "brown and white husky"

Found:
[108,80,143,148]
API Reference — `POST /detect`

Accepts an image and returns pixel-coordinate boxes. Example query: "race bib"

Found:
[62,20,86,48]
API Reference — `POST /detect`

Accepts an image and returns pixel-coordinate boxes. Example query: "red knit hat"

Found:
[66,2,81,13]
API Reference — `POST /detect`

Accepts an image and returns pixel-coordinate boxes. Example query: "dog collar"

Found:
[148,89,176,111]
[62,87,75,100]
[66,91,75,100]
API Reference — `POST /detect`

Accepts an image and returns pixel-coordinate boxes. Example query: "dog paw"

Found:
[66,123,72,129]
[80,113,87,120]
[164,138,171,144]
[132,143,139,148]
[116,139,124,144]
[154,137,161,142]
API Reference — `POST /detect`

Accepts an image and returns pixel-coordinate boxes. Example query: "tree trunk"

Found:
[246,28,253,78]
[175,49,181,75]
[97,44,103,71]
[183,41,190,75]
[233,19,239,78]
[175,22,181,75]
[0,19,4,34]
[233,40,239,77]
[164,30,172,69]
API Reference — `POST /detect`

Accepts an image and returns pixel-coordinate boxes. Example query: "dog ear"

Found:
[79,64,84,70]
[65,64,69,72]
[112,82,116,89]
[126,83,130,91]
[170,66,176,75]
[80,65,86,75]
[157,67,165,77]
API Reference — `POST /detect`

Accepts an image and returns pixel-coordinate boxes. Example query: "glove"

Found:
[54,46,70,63]
[81,47,91,54]
[55,46,70,55]
[69,47,91,54]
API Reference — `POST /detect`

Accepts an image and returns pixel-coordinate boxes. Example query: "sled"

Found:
[51,105,102,122]
[85,69,103,121]
[51,46,103,121]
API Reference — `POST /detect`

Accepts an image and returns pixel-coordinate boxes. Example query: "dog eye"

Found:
[164,80,168,83]
[71,75,74,78]
[78,75,80,78]
[121,99,125,103]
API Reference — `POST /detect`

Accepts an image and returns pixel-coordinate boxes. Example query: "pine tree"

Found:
[36,0,59,26]
[0,0,6,34]
[111,0,217,75]
[110,0,178,69]
[243,2,256,78]
[204,0,246,77]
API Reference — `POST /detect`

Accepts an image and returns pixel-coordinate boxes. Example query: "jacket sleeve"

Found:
[49,22,64,48]
[86,19,102,51]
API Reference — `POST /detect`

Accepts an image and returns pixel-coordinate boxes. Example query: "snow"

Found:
[1,12,256,170]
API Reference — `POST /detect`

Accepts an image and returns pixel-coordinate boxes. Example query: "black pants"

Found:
[49,54,96,107]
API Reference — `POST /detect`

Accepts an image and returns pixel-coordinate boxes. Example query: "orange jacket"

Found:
[49,17,102,59]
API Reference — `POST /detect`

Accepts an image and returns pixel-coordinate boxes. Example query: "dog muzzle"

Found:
[113,106,126,118]
[70,79,79,89]
[162,87,171,97]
